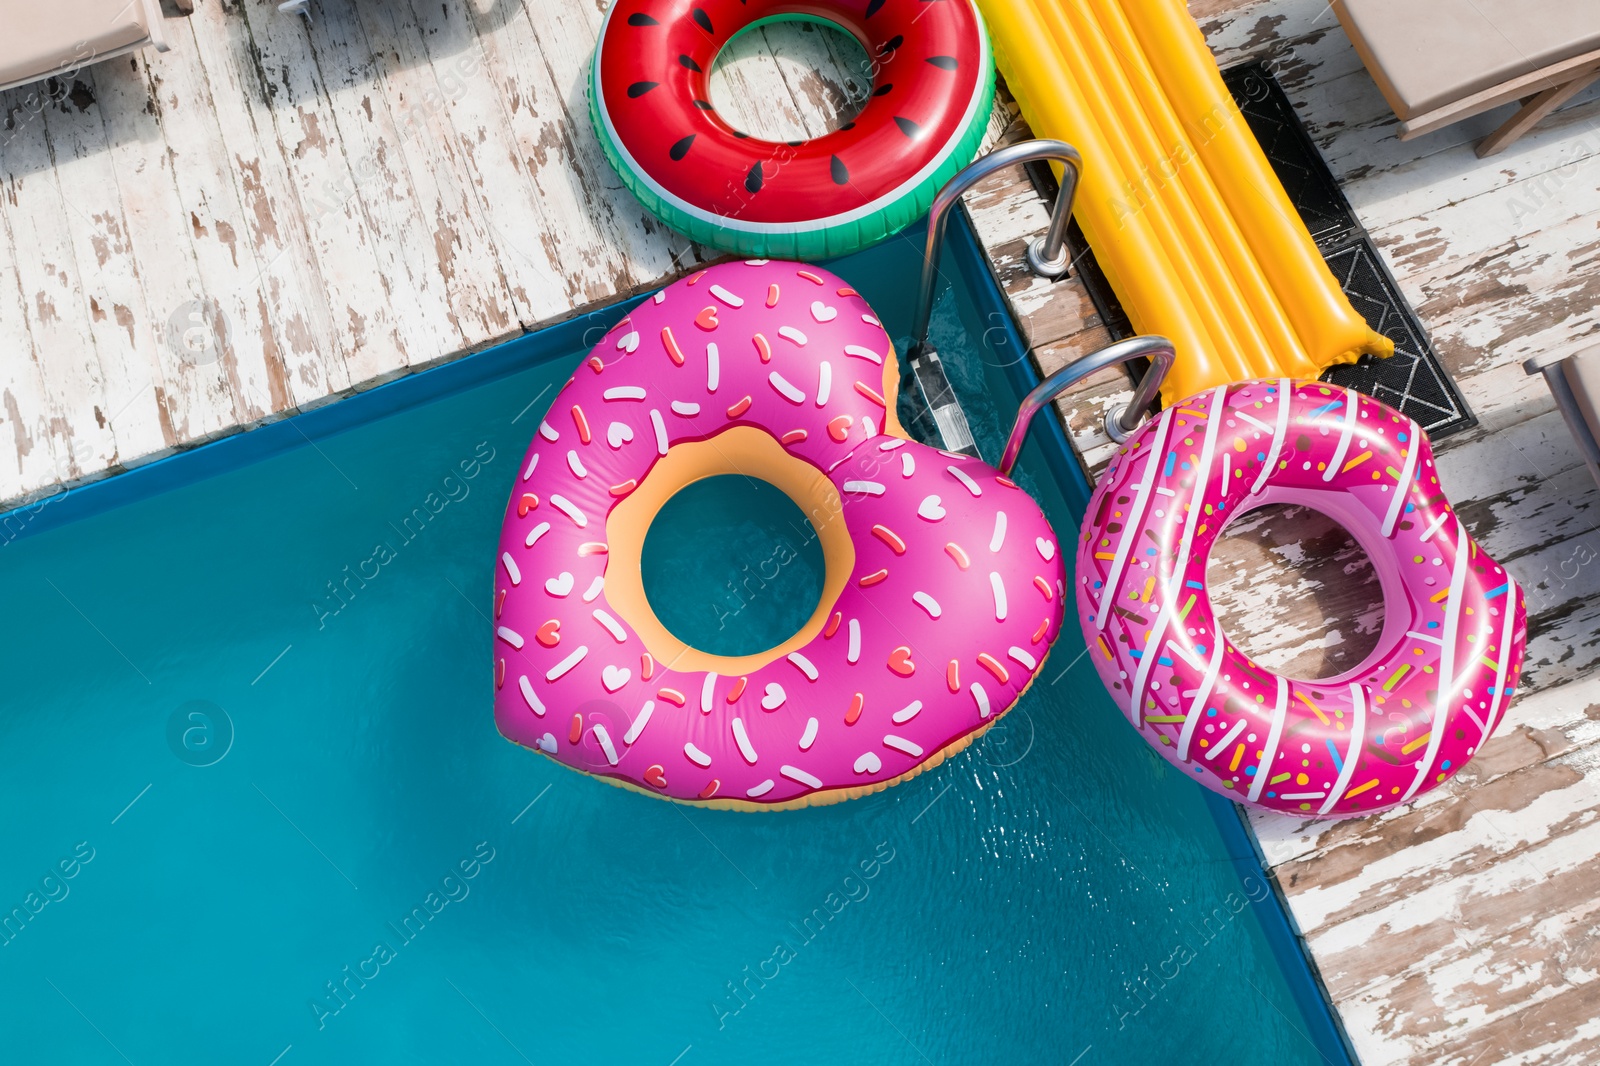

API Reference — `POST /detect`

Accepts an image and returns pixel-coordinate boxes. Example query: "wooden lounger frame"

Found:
[1397,47,1600,158]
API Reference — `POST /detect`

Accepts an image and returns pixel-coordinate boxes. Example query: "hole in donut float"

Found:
[641,475,826,657]
[1205,503,1385,681]
[707,17,872,142]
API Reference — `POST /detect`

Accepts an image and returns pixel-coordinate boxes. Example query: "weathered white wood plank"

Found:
[346,1,521,347]
[711,19,869,142]
[291,1,467,371]
[470,0,700,307]
[0,109,121,476]
[0,86,70,493]
[404,0,581,327]
[35,70,171,478]
[233,0,426,386]
[173,0,343,417]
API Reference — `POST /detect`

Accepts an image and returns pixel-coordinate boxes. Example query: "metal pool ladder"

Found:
[906,139,1171,469]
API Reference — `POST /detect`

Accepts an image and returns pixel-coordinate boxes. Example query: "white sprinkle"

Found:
[744,259,769,266]
[878,438,907,451]
[652,291,666,303]
[650,409,668,454]
[567,450,587,478]
[912,591,942,619]
[1155,487,1177,497]
[847,619,861,664]
[892,700,922,724]
[684,742,712,768]
[778,325,807,346]
[525,521,551,548]
[799,718,819,750]
[594,724,619,766]
[501,552,521,586]
[787,652,819,681]
[844,344,882,365]
[862,314,881,326]
[948,465,982,497]
[671,400,701,417]
[603,386,647,401]
[1419,511,1451,542]
[989,511,1007,552]
[616,330,640,353]
[990,572,1008,620]
[582,576,606,602]
[623,701,654,744]
[863,415,876,437]
[549,494,587,527]
[522,452,539,481]
[706,343,720,392]
[843,480,885,496]
[747,779,775,798]
[1008,646,1038,671]
[816,361,832,405]
[546,645,588,681]
[518,675,545,716]
[731,718,759,764]
[710,284,744,308]
[769,371,806,404]
[761,684,786,710]
[900,452,915,477]
[781,765,822,789]
[883,735,923,757]
[810,301,837,323]
[701,673,718,713]
[592,609,626,642]
[972,682,992,718]
[496,626,524,650]
[539,420,558,442]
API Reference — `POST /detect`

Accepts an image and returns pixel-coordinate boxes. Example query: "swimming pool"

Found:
[0,216,1350,1064]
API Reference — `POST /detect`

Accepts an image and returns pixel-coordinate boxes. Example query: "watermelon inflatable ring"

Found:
[589,0,996,259]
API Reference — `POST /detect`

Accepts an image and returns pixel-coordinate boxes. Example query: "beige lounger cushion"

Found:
[1334,0,1600,119]
[0,0,164,94]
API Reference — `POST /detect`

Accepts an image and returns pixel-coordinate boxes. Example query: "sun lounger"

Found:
[1526,344,1600,492]
[0,0,181,95]
[1334,0,1600,157]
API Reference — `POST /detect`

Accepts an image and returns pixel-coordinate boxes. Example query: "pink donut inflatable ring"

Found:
[493,260,1068,810]
[1076,379,1527,817]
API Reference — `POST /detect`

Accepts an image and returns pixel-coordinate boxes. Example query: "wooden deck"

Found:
[961,1,1600,1062]
[0,0,718,506]
[5,0,1600,1062]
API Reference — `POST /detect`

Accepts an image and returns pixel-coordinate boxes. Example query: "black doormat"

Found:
[1036,62,1475,438]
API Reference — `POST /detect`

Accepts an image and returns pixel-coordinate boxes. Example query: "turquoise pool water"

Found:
[0,224,1343,1064]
